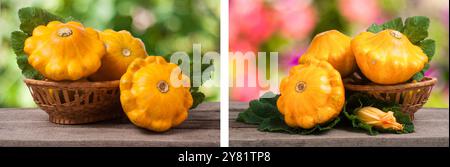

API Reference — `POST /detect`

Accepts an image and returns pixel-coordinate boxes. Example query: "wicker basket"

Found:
[24,79,123,124]
[344,77,437,120]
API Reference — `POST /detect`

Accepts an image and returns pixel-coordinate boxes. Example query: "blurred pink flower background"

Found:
[229,0,449,108]
[339,0,381,25]
[230,0,317,101]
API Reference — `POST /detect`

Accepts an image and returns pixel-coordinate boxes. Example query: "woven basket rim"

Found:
[344,77,437,91]
[24,78,120,88]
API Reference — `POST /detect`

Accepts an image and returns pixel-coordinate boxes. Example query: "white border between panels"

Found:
[220,0,229,147]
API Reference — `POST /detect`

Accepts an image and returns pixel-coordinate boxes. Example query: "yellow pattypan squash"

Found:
[89,29,147,81]
[299,30,356,77]
[351,29,428,84]
[24,21,105,81]
[120,56,193,132]
[277,59,345,129]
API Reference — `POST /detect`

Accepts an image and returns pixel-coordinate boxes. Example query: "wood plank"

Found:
[230,128,448,147]
[0,120,219,129]
[229,102,449,147]
[0,129,219,147]
[0,108,219,122]
[230,101,248,111]
[0,102,219,147]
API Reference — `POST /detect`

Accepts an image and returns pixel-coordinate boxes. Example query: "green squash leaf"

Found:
[237,92,340,135]
[259,91,279,104]
[11,31,44,80]
[16,54,44,80]
[343,93,414,135]
[190,90,205,109]
[392,107,415,133]
[381,17,404,32]
[10,31,27,55]
[367,23,384,33]
[411,70,425,82]
[367,17,403,33]
[403,16,429,44]
[411,39,435,81]
[236,108,266,125]
[420,39,436,60]
[18,7,65,35]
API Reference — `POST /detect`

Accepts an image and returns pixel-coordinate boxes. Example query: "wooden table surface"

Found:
[0,102,219,147]
[1,102,448,147]
[230,102,449,147]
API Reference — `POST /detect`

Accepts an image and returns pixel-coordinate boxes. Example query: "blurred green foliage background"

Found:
[0,0,220,107]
